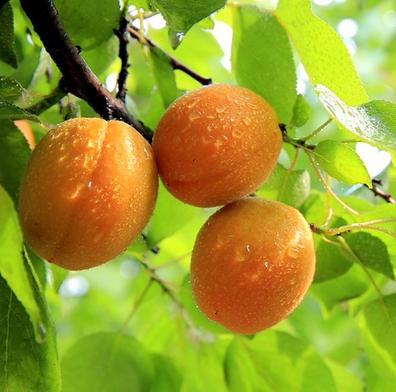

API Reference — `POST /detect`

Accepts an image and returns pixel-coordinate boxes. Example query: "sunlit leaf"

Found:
[257,163,310,208]
[276,0,367,106]
[146,181,199,247]
[316,85,396,158]
[150,0,226,33]
[345,232,394,280]
[290,94,311,128]
[314,140,371,186]
[232,5,296,123]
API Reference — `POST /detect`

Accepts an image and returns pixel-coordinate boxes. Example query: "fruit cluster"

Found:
[19,84,315,334]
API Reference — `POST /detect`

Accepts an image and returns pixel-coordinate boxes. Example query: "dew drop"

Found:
[263,260,270,269]
[189,112,201,121]
[243,117,252,126]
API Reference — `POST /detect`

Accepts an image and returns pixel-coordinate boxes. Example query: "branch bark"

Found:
[20,0,152,141]
[366,179,395,204]
[128,25,212,86]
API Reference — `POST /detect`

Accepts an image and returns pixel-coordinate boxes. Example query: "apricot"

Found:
[153,84,282,207]
[15,120,35,149]
[191,197,315,334]
[19,118,158,270]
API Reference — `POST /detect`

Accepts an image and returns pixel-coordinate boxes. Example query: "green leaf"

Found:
[312,264,369,310]
[146,181,199,247]
[150,0,226,33]
[0,185,45,340]
[344,232,394,280]
[316,85,396,158]
[0,75,24,102]
[182,340,228,392]
[314,218,353,283]
[54,0,120,50]
[61,332,154,392]
[257,163,310,208]
[325,360,362,392]
[151,354,182,392]
[225,331,337,392]
[150,47,178,108]
[275,0,368,106]
[290,94,311,128]
[232,5,296,123]
[0,3,17,68]
[0,100,39,121]
[360,294,396,382]
[0,275,61,392]
[314,140,371,186]
[0,119,31,204]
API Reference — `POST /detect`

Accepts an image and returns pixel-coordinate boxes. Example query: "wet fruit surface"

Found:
[191,197,315,334]
[153,84,282,207]
[19,118,158,270]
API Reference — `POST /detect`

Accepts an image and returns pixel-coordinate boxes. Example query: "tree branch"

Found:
[365,179,395,204]
[114,15,130,103]
[128,25,212,86]
[26,81,66,115]
[20,0,152,142]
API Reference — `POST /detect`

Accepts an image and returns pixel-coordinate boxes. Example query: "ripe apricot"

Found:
[191,197,315,334]
[153,84,282,207]
[15,120,35,149]
[19,118,158,270]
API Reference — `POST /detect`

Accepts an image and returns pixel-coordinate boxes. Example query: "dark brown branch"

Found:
[20,0,152,142]
[366,179,395,204]
[114,16,129,103]
[128,25,212,86]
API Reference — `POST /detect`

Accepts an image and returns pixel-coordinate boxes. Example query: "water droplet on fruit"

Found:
[263,260,270,269]
[243,117,252,126]
[189,112,201,121]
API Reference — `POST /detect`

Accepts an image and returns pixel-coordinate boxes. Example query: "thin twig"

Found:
[365,179,396,204]
[118,278,153,333]
[20,0,152,142]
[323,218,396,236]
[114,15,130,102]
[336,236,396,333]
[308,153,360,216]
[139,258,196,330]
[128,25,212,86]
[25,81,67,115]
[302,118,332,142]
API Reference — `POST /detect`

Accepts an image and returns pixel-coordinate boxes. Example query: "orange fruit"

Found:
[153,84,281,207]
[19,118,158,270]
[15,120,35,150]
[191,197,315,334]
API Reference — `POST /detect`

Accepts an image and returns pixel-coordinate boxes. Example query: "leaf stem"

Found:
[307,153,360,216]
[302,118,332,142]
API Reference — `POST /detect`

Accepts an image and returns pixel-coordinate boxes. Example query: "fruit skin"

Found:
[19,118,158,270]
[15,120,35,149]
[191,197,315,334]
[153,84,281,207]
